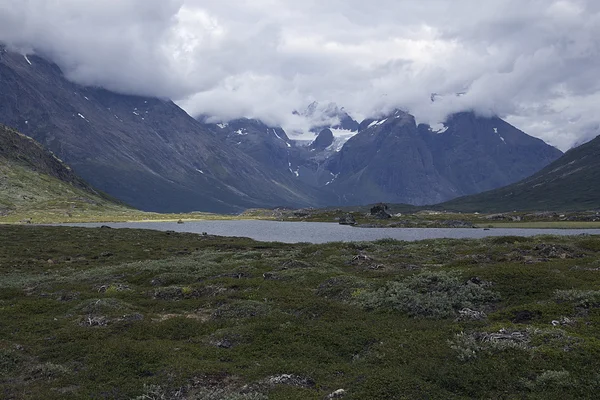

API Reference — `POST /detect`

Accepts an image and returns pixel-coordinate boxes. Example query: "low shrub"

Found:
[357,270,498,318]
[555,289,600,308]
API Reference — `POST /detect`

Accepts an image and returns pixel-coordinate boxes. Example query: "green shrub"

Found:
[358,271,498,318]
[555,289,600,308]
[0,349,24,374]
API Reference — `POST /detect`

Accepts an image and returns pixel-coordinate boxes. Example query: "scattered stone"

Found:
[100,252,113,258]
[457,308,487,321]
[443,220,474,228]
[535,244,578,259]
[552,317,575,327]
[485,213,510,221]
[327,389,347,398]
[97,283,130,293]
[262,272,278,280]
[339,214,356,225]
[264,374,315,388]
[216,339,233,349]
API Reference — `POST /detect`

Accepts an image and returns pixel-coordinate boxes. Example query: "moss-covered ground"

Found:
[2,226,600,399]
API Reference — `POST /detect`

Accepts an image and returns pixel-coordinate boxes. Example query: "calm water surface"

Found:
[63,220,600,244]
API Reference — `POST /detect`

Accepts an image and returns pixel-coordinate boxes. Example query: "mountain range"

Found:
[0,47,565,213]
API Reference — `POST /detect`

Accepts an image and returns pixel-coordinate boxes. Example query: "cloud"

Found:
[1,0,600,149]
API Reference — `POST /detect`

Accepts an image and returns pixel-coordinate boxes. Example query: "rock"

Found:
[457,308,487,321]
[177,220,184,224]
[327,389,347,398]
[310,128,334,151]
[339,214,356,225]
[216,339,233,349]
[485,213,510,221]
[443,220,474,228]
[373,210,391,219]
[370,203,388,214]
[100,225,112,229]
[265,374,315,388]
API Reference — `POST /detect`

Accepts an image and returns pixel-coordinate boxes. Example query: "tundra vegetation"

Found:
[1,225,600,399]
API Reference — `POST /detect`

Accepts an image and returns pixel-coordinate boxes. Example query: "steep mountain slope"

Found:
[0,47,321,213]
[0,124,124,217]
[440,134,600,212]
[325,110,562,206]
[424,112,564,196]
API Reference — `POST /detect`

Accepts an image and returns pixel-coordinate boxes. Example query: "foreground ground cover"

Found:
[1,226,600,399]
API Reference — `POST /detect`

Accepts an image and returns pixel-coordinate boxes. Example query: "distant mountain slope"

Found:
[0,124,124,217]
[0,47,322,213]
[325,110,562,206]
[440,134,600,212]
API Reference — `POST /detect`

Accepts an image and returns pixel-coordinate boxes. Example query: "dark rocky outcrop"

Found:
[309,128,334,151]
[339,214,357,225]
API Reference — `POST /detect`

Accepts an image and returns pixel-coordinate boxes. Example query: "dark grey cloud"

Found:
[1,0,599,149]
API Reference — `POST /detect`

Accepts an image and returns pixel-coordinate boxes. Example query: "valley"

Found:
[1,20,600,400]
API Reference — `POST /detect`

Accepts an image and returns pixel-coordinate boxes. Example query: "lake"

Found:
[62,220,600,244]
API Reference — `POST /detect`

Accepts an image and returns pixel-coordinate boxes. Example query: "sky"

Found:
[1,0,599,150]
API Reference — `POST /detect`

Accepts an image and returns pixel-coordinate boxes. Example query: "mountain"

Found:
[0,47,322,213]
[309,128,334,151]
[0,124,124,218]
[324,110,563,206]
[301,102,360,133]
[439,134,600,212]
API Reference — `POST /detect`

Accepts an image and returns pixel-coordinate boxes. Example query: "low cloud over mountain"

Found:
[1,0,599,150]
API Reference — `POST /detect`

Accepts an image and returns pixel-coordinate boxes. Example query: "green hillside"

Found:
[0,124,129,222]
[440,135,600,212]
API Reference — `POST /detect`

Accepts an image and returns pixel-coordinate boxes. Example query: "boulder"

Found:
[339,214,357,225]
[370,203,391,219]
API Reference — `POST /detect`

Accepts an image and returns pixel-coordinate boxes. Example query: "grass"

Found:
[1,225,600,399]
[478,221,600,229]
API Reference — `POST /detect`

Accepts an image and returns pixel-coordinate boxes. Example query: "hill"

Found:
[0,124,127,221]
[440,134,600,212]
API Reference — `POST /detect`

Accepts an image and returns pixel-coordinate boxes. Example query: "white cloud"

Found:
[1,0,600,150]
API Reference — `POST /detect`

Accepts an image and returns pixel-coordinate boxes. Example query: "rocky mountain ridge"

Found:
[0,47,564,212]
[0,48,324,213]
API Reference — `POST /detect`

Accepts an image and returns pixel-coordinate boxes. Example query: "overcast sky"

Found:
[1,0,599,150]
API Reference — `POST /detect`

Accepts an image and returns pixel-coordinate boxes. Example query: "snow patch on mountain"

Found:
[494,127,507,144]
[430,123,449,134]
